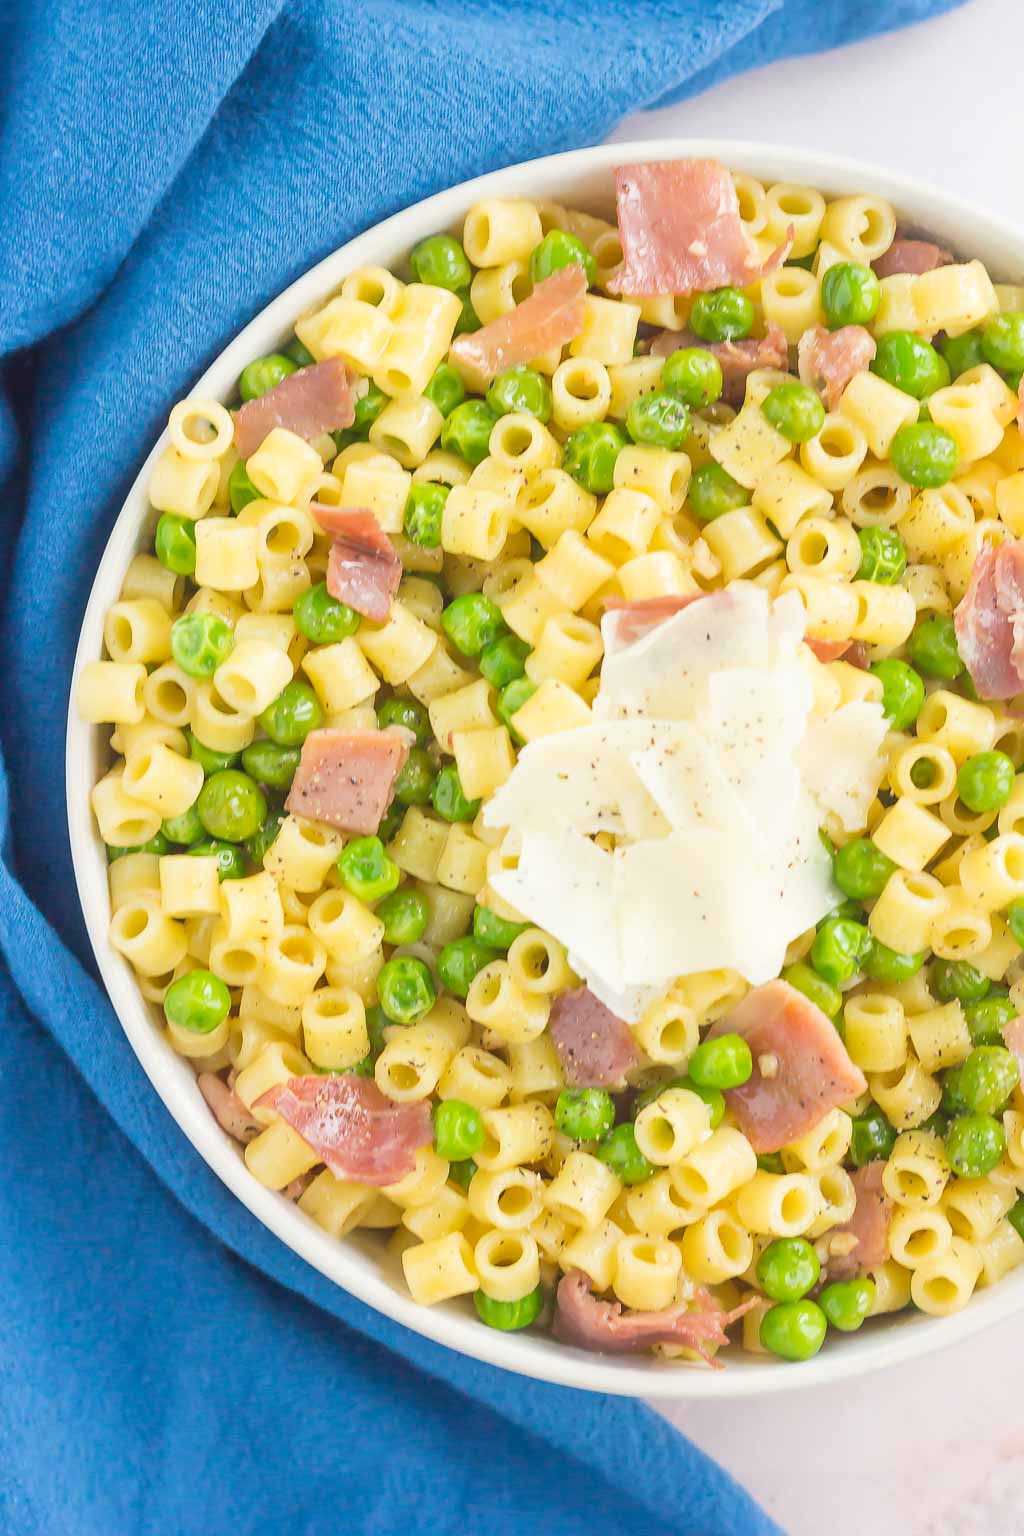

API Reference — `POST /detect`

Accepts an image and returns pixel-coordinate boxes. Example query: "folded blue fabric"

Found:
[0,1,963,1531]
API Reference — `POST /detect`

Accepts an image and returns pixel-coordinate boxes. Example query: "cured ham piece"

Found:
[708,981,867,1153]
[286,727,410,834]
[198,1072,261,1144]
[1002,1015,1024,1076]
[649,324,789,406]
[311,505,402,623]
[233,358,354,458]
[873,238,954,279]
[798,324,877,411]
[603,593,703,646]
[552,1269,757,1365]
[549,986,641,1088]
[804,636,852,664]
[954,540,1024,700]
[608,159,792,298]
[449,266,587,390]
[257,1073,432,1186]
[827,1163,892,1280]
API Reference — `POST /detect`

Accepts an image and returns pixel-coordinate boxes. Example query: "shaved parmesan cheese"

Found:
[484,584,888,1021]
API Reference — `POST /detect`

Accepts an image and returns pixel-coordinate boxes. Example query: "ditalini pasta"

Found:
[79,157,1024,1365]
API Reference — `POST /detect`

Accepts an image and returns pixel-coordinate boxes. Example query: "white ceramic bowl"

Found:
[67,139,1024,1396]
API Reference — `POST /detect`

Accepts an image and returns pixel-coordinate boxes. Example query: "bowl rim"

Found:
[66,136,1024,1399]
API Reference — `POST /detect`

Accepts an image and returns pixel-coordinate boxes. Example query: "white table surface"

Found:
[614,1,1024,1531]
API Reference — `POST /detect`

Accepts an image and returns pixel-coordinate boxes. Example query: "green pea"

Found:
[350,381,389,438]
[687,461,749,523]
[890,422,958,489]
[246,811,285,869]
[595,1122,654,1186]
[337,835,401,904]
[687,1033,753,1090]
[433,1098,485,1160]
[188,839,247,880]
[689,287,754,343]
[931,959,990,1006]
[479,634,530,689]
[455,291,481,336]
[1009,1196,1024,1242]
[782,961,842,1018]
[856,526,907,584]
[474,1285,544,1332]
[293,582,360,644]
[497,678,537,742]
[164,968,231,1034]
[440,592,506,657]
[957,751,1016,813]
[285,337,315,369]
[440,400,497,466]
[238,353,297,401]
[423,363,466,419]
[870,658,926,730]
[946,1112,1006,1178]
[472,904,529,951]
[437,936,498,999]
[197,770,267,843]
[409,233,472,292]
[154,514,197,576]
[554,1088,615,1142]
[626,390,690,450]
[965,993,1016,1047]
[941,1063,969,1116]
[829,898,866,923]
[376,887,429,946]
[529,229,596,288]
[757,1152,785,1174]
[393,747,435,807]
[819,1277,876,1333]
[346,1055,375,1078]
[821,262,880,328]
[106,832,170,862]
[240,740,300,791]
[170,613,234,680]
[811,916,871,987]
[761,381,825,444]
[562,421,628,495]
[958,1045,1020,1114]
[161,805,204,845]
[919,1110,950,1139]
[1009,900,1024,950]
[938,330,986,380]
[832,838,896,902]
[403,482,449,549]
[662,347,723,409]
[258,680,323,747]
[226,461,262,515]
[187,730,238,776]
[982,312,1024,376]
[906,614,963,680]
[365,1004,390,1056]
[756,1237,820,1302]
[432,764,480,824]
[850,1106,898,1166]
[486,365,552,423]
[380,801,405,843]
[870,332,950,399]
[377,697,431,747]
[377,955,436,1024]
[760,1299,827,1361]
[1008,369,1023,394]
[449,1158,477,1192]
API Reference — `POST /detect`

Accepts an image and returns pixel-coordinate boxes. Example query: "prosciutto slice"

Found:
[198,1071,261,1144]
[707,981,867,1153]
[549,986,641,1088]
[873,238,954,279]
[603,593,703,646]
[804,636,852,664]
[798,324,877,411]
[827,1163,892,1281]
[311,505,402,623]
[449,266,587,391]
[552,1269,757,1365]
[608,159,792,298]
[649,323,789,406]
[286,727,410,834]
[233,358,355,458]
[954,540,1024,700]
[1002,1015,1024,1076]
[257,1073,432,1185]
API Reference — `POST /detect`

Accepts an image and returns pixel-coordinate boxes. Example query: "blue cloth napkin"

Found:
[0,1,964,1531]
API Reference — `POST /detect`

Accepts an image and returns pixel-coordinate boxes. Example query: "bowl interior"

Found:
[67,139,1024,1397]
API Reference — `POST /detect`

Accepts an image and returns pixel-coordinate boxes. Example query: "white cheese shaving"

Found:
[485,583,888,1021]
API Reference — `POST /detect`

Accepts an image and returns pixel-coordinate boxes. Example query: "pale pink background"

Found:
[613,1,1024,1530]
